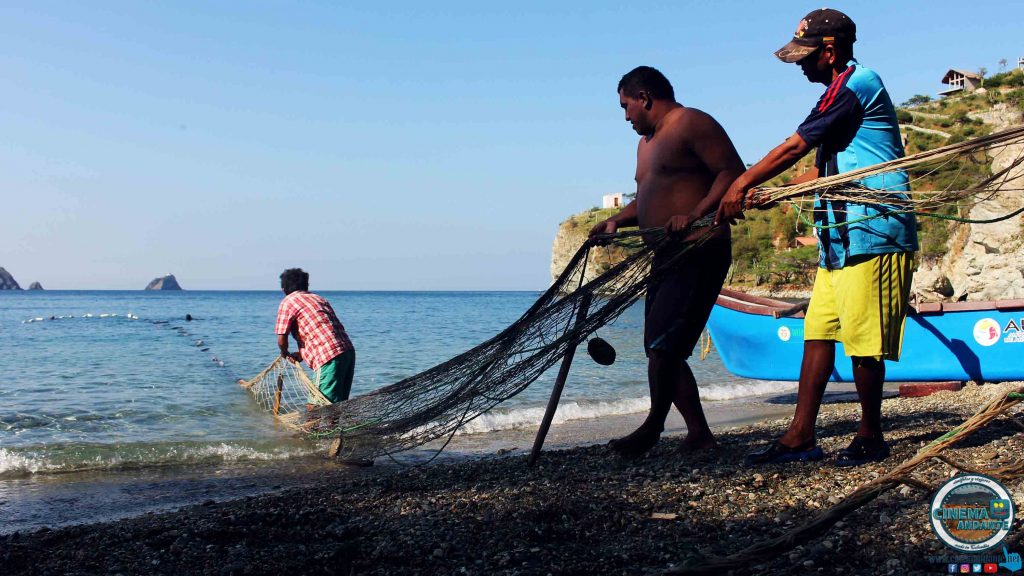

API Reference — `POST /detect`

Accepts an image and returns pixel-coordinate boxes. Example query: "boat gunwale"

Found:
[716,288,1024,317]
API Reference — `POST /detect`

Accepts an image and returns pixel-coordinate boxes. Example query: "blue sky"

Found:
[1,1,1020,290]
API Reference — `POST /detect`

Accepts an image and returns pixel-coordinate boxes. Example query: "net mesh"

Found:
[237,359,331,428]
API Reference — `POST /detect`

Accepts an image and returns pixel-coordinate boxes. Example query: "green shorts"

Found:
[315,350,356,403]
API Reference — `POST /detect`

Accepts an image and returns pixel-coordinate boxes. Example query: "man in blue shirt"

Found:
[716,8,918,466]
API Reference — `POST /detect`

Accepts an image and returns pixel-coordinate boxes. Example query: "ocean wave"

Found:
[0,443,320,479]
[457,397,651,435]
[455,380,796,435]
[697,380,796,401]
[0,448,53,477]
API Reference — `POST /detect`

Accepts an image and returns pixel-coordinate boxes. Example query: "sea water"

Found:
[0,290,794,479]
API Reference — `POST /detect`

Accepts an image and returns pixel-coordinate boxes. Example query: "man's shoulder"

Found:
[672,106,717,126]
[845,64,887,94]
[282,291,323,306]
[663,106,724,140]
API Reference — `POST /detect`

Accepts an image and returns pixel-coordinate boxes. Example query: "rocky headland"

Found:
[550,208,640,292]
[145,274,183,291]
[0,267,22,290]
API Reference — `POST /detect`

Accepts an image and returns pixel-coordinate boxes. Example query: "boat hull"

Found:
[707,289,1024,382]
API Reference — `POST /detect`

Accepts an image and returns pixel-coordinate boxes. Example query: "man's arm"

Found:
[667,112,745,233]
[277,333,302,362]
[715,133,812,224]
[275,300,302,362]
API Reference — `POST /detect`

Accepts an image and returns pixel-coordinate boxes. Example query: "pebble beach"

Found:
[3,382,1022,576]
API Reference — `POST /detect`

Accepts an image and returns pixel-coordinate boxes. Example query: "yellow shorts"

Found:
[804,252,914,360]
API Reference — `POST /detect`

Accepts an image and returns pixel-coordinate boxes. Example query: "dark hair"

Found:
[617,66,675,101]
[280,268,309,294]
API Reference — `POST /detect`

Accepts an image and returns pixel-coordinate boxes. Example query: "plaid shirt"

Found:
[275,291,354,370]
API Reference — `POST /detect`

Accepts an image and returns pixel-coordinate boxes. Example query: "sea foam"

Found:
[455,380,796,435]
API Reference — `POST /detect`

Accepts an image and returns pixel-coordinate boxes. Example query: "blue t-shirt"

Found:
[796,59,919,269]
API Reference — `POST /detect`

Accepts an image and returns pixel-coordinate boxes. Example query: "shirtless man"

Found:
[589,66,744,456]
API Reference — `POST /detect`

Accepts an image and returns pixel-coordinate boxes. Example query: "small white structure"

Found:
[602,193,624,209]
[940,69,983,96]
[1019,57,1024,70]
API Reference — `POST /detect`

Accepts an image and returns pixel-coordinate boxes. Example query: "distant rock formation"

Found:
[0,267,22,290]
[28,282,44,290]
[145,274,183,291]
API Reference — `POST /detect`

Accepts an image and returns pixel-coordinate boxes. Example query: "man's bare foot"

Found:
[609,426,661,456]
[678,435,719,453]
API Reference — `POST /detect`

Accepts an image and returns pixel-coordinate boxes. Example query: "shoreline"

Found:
[1,387,811,535]
[5,383,1017,575]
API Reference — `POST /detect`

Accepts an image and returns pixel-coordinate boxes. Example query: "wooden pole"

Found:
[528,293,592,467]
[273,374,284,415]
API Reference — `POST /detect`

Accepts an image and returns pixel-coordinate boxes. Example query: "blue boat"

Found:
[707,289,1024,382]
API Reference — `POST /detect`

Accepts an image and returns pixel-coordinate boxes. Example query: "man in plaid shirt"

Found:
[275,268,356,403]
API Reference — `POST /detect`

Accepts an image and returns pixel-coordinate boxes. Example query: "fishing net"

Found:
[239,127,1024,460]
[237,359,331,428]
[753,124,1024,227]
[242,225,719,459]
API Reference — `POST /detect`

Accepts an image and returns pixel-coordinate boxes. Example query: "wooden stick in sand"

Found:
[528,293,592,467]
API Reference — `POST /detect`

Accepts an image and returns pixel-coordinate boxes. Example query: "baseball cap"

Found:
[775,8,857,63]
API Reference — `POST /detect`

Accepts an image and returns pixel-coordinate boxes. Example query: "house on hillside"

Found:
[940,69,983,96]
[1019,57,1024,70]
[602,192,624,209]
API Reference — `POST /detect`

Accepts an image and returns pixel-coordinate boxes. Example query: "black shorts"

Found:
[644,238,731,358]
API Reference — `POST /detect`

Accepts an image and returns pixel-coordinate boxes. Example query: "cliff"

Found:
[550,208,644,292]
[914,102,1024,301]
[0,267,22,290]
[145,274,183,291]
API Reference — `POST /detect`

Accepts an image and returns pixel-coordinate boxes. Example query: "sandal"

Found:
[745,439,824,465]
[835,436,889,467]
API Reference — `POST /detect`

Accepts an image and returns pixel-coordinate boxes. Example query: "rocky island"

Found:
[0,267,22,290]
[145,274,183,290]
[28,282,44,290]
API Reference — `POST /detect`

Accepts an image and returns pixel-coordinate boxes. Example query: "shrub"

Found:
[902,94,932,107]
[896,109,913,123]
